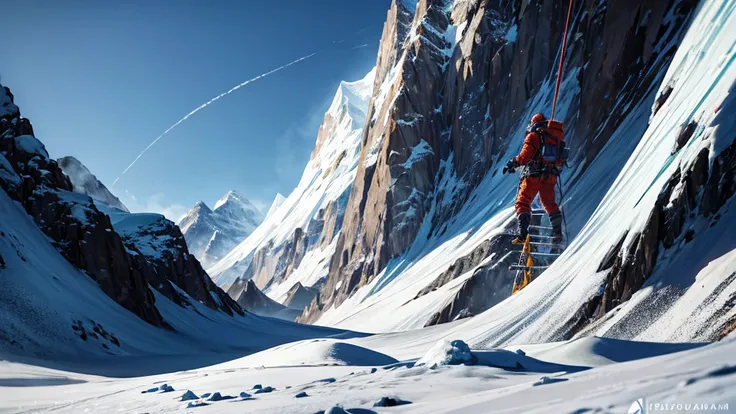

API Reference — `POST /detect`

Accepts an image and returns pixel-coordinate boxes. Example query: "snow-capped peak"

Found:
[265,193,286,219]
[213,190,259,214]
[327,68,376,127]
[179,190,265,268]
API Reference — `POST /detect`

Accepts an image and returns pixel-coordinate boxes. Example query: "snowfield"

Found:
[1,335,734,413]
[2,1,736,413]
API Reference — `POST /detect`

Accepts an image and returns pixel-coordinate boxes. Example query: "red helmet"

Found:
[531,113,547,124]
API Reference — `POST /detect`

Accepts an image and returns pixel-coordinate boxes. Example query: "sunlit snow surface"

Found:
[2,2,736,413]
[1,334,734,413]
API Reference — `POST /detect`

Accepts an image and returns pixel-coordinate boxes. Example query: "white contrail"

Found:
[112,53,317,186]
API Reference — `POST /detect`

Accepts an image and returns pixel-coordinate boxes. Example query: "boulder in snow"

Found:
[207,391,235,401]
[373,396,412,407]
[180,390,199,401]
[253,385,274,394]
[416,339,476,368]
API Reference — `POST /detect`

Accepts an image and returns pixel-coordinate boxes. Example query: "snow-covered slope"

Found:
[265,192,286,219]
[0,186,355,359]
[208,68,376,297]
[2,329,734,413]
[57,156,129,212]
[179,191,264,268]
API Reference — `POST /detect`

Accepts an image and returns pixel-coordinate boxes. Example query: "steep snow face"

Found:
[57,156,129,212]
[208,69,376,295]
[265,193,286,219]
[179,191,264,268]
[311,0,736,344]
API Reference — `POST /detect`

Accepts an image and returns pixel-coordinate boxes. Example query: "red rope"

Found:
[550,0,575,121]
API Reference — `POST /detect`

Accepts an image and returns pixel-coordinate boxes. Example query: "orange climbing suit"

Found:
[513,129,560,216]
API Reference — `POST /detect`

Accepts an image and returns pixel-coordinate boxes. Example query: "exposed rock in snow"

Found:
[180,390,199,401]
[57,156,129,212]
[373,396,412,407]
[416,339,475,368]
[179,190,264,267]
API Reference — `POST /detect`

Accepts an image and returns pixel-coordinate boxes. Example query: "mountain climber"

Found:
[503,113,567,244]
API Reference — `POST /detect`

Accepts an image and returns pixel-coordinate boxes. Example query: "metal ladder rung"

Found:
[529,225,553,230]
[527,234,554,239]
[512,251,561,257]
[529,241,565,247]
[509,265,551,270]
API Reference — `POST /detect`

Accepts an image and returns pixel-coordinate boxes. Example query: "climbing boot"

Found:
[550,212,563,244]
[512,212,531,245]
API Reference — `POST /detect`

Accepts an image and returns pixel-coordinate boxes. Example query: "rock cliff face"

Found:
[0,84,242,328]
[299,0,700,325]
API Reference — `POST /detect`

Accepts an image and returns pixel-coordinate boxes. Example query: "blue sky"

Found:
[1,0,390,220]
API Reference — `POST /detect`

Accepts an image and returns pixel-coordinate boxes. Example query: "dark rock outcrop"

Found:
[231,280,300,321]
[0,83,243,327]
[424,234,518,326]
[416,238,494,300]
[119,215,241,316]
[574,138,736,338]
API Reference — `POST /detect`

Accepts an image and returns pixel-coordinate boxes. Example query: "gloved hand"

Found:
[503,158,519,175]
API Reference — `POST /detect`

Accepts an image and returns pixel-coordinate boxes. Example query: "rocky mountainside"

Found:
[179,190,264,268]
[0,84,242,339]
[208,69,376,301]
[57,156,129,212]
[299,0,701,325]
[229,0,734,344]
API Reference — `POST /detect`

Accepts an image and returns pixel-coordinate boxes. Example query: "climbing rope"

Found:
[550,0,575,121]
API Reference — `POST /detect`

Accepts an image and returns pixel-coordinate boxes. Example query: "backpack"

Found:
[528,120,569,168]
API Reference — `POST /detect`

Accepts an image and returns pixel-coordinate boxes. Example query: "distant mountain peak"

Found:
[192,200,212,212]
[179,189,264,267]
